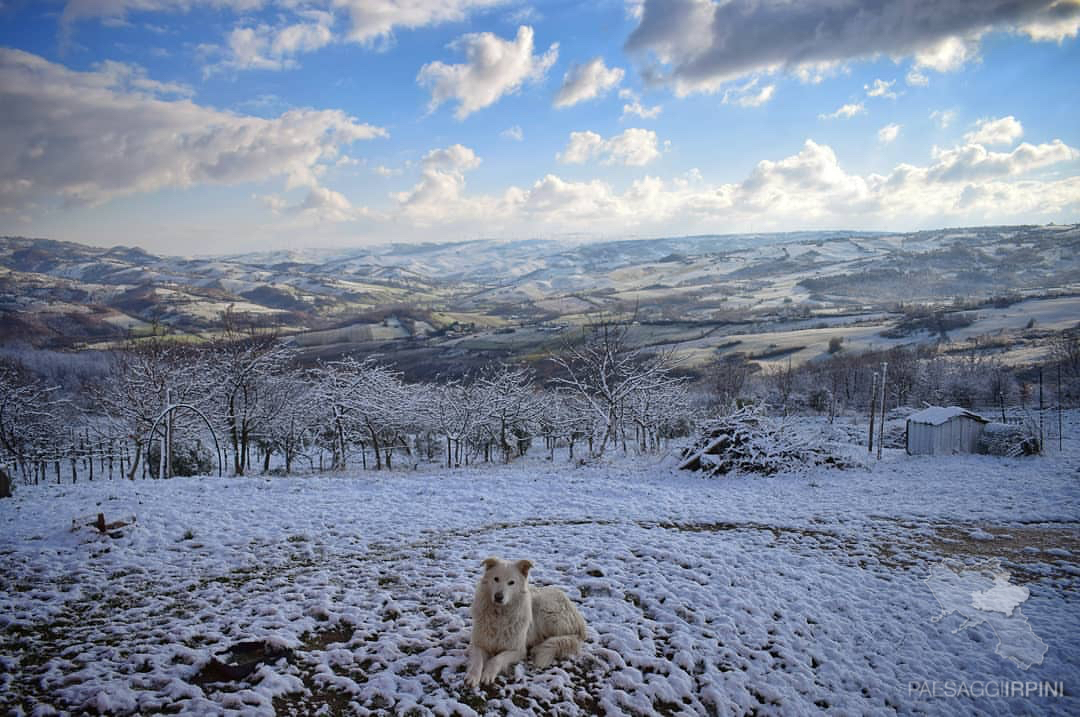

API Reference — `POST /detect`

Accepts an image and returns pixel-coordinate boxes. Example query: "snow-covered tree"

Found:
[475,364,543,463]
[209,336,295,475]
[0,359,66,482]
[90,339,212,480]
[550,316,685,457]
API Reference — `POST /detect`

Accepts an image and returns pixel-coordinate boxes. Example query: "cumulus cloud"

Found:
[865,78,898,99]
[207,11,337,73]
[393,144,495,223]
[928,140,1077,182]
[912,34,982,72]
[878,123,902,143]
[378,131,1079,237]
[557,128,661,166]
[819,102,865,120]
[722,81,775,107]
[619,88,662,119]
[625,0,1080,93]
[334,0,507,45]
[622,98,662,119]
[61,1,508,49]
[501,125,524,141]
[554,57,624,108]
[0,48,385,215]
[418,25,558,119]
[906,67,930,86]
[964,116,1024,146]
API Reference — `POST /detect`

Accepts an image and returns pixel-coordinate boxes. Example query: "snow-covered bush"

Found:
[679,407,853,476]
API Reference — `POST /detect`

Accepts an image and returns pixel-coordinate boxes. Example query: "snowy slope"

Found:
[1,431,1078,715]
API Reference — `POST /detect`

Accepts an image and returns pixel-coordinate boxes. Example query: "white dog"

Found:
[464,556,587,687]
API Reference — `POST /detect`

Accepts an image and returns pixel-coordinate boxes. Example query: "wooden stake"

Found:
[868,371,878,453]
[877,362,888,460]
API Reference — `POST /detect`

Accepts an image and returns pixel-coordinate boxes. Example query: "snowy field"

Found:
[1,435,1078,715]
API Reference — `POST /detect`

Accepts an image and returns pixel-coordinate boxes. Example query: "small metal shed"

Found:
[906,406,989,455]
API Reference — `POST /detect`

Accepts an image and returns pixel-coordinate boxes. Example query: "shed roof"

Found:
[907,405,988,426]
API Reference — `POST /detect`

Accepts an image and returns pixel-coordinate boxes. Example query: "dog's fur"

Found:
[464,556,586,687]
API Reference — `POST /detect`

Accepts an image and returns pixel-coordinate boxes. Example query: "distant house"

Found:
[906,406,989,455]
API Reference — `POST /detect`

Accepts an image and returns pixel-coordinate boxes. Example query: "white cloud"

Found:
[94,59,193,96]
[906,67,929,86]
[865,78,898,99]
[557,128,661,166]
[931,109,957,128]
[622,99,662,119]
[212,15,335,72]
[1020,11,1080,41]
[878,123,902,143]
[912,33,982,72]
[554,57,624,108]
[374,133,1080,238]
[501,125,524,141]
[724,82,775,107]
[417,25,558,119]
[819,102,865,120]
[334,0,507,45]
[964,116,1024,146]
[720,79,776,107]
[0,48,385,215]
[298,185,355,221]
[374,164,402,176]
[60,1,511,54]
[927,140,1077,182]
[624,0,1080,93]
[393,144,494,224]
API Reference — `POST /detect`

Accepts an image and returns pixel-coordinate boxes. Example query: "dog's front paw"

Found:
[464,666,482,689]
[480,662,502,684]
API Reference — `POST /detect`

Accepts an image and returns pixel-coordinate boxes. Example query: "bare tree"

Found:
[421,380,480,468]
[549,315,684,457]
[476,364,543,463]
[707,352,756,410]
[0,359,66,482]
[261,369,319,474]
[90,338,210,480]
[210,336,295,475]
[312,356,412,470]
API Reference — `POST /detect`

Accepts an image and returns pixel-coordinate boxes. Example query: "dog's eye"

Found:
[493,577,499,583]
[508,580,515,586]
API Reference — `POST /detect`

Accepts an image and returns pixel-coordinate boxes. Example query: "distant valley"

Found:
[2,224,1078,378]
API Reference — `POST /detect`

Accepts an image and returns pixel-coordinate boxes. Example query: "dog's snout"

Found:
[494,592,504,603]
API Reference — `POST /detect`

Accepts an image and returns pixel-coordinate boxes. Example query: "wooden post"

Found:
[877,361,888,460]
[1038,367,1044,453]
[1058,361,1064,452]
[86,430,93,481]
[868,371,878,453]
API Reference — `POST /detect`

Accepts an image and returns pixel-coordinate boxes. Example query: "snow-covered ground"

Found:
[1,435,1078,715]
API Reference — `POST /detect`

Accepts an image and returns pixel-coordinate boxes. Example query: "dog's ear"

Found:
[482,556,499,571]
[515,560,533,578]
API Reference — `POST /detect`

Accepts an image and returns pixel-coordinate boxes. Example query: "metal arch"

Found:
[145,403,224,477]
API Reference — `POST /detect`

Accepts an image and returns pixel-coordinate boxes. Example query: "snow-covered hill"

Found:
[1,225,1077,362]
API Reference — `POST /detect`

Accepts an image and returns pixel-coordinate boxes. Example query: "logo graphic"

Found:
[925,559,1048,670]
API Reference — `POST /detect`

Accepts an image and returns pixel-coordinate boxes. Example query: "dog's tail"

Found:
[531,634,583,668]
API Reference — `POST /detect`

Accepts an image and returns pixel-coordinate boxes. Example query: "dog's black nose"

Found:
[494,592,504,603]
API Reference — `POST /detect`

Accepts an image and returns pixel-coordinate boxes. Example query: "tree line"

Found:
[3,319,1076,485]
[0,318,691,484]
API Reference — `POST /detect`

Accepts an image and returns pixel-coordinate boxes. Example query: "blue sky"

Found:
[1,0,1078,254]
